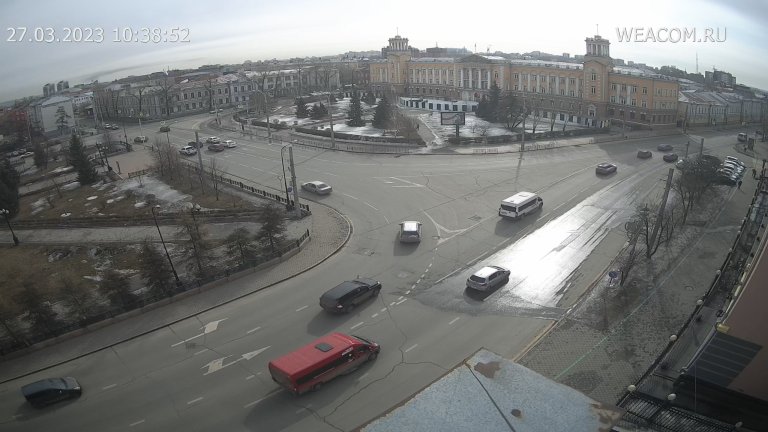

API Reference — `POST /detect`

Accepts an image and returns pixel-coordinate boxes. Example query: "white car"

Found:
[179,145,197,156]
[466,266,511,292]
[205,136,221,144]
[301,181,332,195]
[223,139,237,148]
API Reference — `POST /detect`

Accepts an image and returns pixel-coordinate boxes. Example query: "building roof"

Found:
[509,59,583,70]
[362,349,623,432]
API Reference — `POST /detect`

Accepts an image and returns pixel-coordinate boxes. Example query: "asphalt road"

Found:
[0,118,748,431]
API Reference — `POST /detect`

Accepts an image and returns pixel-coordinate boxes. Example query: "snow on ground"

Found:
[62,181,81,191]
[52,166,74,174]
[87,195,99,201]
[112,176,191,211]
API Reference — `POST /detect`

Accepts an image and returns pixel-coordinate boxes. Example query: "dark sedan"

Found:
[637,150,652,159]
[596,162,617,175]
[657,144,673,151]
[663,153,679,162]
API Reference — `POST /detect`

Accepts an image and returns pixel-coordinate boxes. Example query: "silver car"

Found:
[466,266,510,292]
[301,181,332,195]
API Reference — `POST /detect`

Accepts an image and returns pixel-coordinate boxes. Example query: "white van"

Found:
[498,192,543,220]
[737,133,748,142]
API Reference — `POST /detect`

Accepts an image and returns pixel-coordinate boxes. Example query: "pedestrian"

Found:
[737,179,742,189]
[753,168,757,179]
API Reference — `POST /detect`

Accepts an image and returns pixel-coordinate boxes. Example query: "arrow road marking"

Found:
[202,347,271,375]
[171,319,228,347]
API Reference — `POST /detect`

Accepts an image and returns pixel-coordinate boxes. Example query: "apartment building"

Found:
[370,34,681,129]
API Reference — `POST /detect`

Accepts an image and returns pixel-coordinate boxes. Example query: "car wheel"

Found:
[311,382,323,392]
[367,352,378,362]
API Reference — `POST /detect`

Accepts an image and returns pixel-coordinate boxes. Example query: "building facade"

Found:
[370,34,681,129]
[26,95,74,135]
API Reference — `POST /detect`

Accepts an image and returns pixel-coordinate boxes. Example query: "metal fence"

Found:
[0,229,311,356]
[617,392,735,432]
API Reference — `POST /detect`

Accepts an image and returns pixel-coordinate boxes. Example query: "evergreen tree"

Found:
[14,283,61,336]
[295,97,309,118]
[372,95,393,129]
[476,96,489,120]
[310,102,328,120]
[224,227,257,265]
[346,91,365,126]
[255,204,287,255]
[138,241,175,298]
[0,158,20,217]
[99,269,138,310]
[68,133,98,185]
[488,81,501,122]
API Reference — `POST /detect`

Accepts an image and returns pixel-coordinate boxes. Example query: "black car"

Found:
[657,144,673,151]
[22,377,82,408]
[663,153,679,162]
[320,278,381,313]
[637,150,652,159]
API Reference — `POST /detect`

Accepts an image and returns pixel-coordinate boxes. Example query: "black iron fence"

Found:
[617,392,735,432]
[0,229,311,356]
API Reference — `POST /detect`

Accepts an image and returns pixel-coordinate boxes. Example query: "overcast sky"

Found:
[1,0,766,102]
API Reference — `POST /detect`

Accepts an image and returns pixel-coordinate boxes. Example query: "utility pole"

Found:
[699,137,704,157]
[328,92,336,149]
[195,131,205,194]
[521,98,526,154]
[647,168,675,258]
[288,145,301,218]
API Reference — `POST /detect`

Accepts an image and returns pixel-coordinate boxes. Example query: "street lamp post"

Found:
[280,145,291,207]
[0,209,19,246]
[189,203,203,273]
[151,205,181,284]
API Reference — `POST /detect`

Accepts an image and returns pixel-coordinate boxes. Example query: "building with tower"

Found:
[370,34,681,130]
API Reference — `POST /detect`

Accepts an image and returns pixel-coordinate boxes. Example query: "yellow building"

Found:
[370,34,680,130]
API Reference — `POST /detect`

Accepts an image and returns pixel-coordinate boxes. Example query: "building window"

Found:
[591,72,597,81]
[631,99,636,106]
[630,111,635,119]
[185,104,189,110]
[197,91,202,97]
[560,89,565,95]
[192,102,196,109]
[641,100,647,108]
[642,87,647,94]
[631,86,637,93]
[621,84,626,91]
[611,84,617,91]
[514,74,519,79]
[570,90,575,96]
[591,86,596,94]
[610,96,616,103]
[234,87,238,93]
[514,85,519,91]
[183,93,188,100]
[569,78,575,85]
[218,89,222,94]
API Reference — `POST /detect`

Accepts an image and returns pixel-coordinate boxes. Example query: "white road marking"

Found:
[129,420,145,427]
[398,296,404,300]
[405,290,411,295]
[395,298,407,305]
[364,202,379,211]
[296,305,308,312]
[171,319,228,347]
[416,278,422,284]
[350,322,364,330]
[404,344,418,353]
[244,396,269,408]
[371,313,379,318]
[187,397,204,405]
[194,349,208,356]
[246,326,261,334]
[389,177,424,187]
[245,375,255,380]
[411,284,417,289]
[435,268,462,284]
[448,317,461,325]
[322,172,339,177]
[424,267,429,273]
[389,301,396,306]
[380,308,387,312]
[342,193,359,200]
[357,373,370,382]
[102,384,117,391]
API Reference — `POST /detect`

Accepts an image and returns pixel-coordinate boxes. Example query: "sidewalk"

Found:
[517,149,763,405]
[0,201,350,383]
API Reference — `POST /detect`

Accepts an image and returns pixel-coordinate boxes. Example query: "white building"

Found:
[26,95,75,135]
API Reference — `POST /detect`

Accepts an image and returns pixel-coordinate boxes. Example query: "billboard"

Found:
[440,112,465,126]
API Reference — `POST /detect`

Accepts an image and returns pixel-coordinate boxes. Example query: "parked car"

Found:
[657,144,673,152]
[205,136,221,144]
[320,278,381,313]
[20,151,35,158]
[398,221,422,243]
[223,139,237,148]
[209,110,217,114]
[302,181,332,195]
[103,123,112,129]
[738,132,748,142]
[159,125,171,132]
[723,161,745,173]
[663,153,679,162]
[595,162,617,175]
[637,150,652,159]
[134,136,148,143]
[22,377,82,408]
[179,145,197,156]
[724,156,745,168]
[109,124,120,130]
[208,143,225,152]
[466,266,511,292]
[188,140,204,148]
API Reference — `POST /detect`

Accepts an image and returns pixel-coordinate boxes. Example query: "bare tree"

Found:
[60,272,94,325]
[157,75,176,118]
[224,227,257,265]
[176,211,211,276]
[529,99,544,134]
[208,157,226,201]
